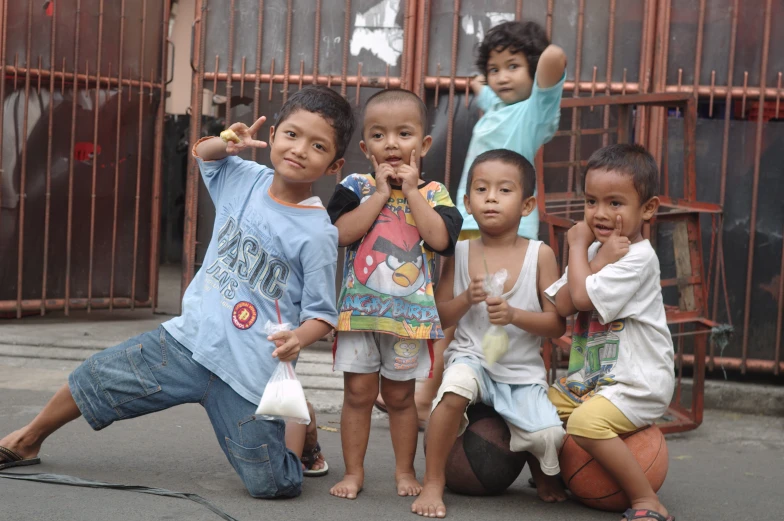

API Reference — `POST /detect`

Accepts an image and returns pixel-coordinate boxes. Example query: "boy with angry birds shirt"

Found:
[326,89,462,500]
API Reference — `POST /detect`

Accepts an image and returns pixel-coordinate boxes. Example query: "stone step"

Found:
[0,349,343,392]
[0,343,336,365]
[0,344,102,362]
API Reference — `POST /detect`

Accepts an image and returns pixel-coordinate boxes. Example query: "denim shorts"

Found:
[68,326,302,499]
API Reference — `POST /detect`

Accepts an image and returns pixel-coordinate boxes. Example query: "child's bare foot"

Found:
[330,473,363,500]
[396,472,422,496]
[622,499,671,521]
[411,483,446,518]
[533,474,567,503]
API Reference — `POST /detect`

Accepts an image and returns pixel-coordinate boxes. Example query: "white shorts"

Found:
[432,358,565,476]
[332,331,433,381]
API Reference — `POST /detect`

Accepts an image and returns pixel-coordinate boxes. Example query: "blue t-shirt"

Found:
[163,153,339,405]
[456,72,566,239]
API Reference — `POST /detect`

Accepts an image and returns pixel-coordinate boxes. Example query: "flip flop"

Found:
[301,442,329,477]
[622,508,675,521]
[0,446,41,471]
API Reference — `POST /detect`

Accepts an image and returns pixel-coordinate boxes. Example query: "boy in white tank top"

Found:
[412,150,567,518]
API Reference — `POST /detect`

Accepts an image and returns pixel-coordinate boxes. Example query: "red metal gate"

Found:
[183,0,784,432]
[0,0,171,317]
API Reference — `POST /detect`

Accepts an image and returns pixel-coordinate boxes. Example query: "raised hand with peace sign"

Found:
[194,115,269,161]
[220,116,269,155]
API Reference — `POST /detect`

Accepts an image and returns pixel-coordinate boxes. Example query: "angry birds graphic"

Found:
[354,206,425,297]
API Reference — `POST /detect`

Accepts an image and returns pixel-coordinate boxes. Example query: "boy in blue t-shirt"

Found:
[0,86,355,498]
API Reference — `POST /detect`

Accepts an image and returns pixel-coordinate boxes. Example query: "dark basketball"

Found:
[443,403,527,496]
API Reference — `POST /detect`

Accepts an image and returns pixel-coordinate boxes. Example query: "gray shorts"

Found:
[332,331,433,381]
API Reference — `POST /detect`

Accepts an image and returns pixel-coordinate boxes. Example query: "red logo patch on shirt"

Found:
[232,301,258,330]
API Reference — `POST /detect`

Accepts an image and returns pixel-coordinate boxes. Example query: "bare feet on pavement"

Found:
[534,474,568,503]
[396,472,422,496]
[411,483,446,518]
[330,473,363,500]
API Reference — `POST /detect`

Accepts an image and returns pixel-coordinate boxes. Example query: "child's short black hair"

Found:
[477,21,550,77]
[274,85,355,161]
[362,88,428,134]
[466,149,536,199]
[583,143,659,203]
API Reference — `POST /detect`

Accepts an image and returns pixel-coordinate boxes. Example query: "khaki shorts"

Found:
[547,386,638,440]
[433,361,564,476]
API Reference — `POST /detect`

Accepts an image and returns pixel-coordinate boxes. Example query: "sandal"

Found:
[301,442,329,477]
[0,446,41,471]
[621,508,674,521]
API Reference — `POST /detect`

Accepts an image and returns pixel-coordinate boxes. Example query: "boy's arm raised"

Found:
[536,45,567,89]
[486,244,566,337]
[194,116,268,161]
[565,221,597,311]
[554,285,578,317]
[470,74,486,96]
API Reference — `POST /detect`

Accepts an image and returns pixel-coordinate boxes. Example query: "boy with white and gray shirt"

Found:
[412,150,567,518]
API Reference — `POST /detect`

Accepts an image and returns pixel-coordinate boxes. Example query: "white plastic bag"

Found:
[482,269,509,365]
[255,320,310,424]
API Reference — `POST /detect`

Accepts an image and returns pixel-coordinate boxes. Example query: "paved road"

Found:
[2,385,783,521]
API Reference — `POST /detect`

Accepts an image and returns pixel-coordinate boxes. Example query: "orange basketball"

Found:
[559,425,669,512]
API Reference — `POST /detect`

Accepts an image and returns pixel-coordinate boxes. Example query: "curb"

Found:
[2,342,782,418]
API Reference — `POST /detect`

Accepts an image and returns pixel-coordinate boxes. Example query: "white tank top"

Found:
[445,239,548,388]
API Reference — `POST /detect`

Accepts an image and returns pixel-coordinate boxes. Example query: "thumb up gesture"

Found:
[594,215,631,268]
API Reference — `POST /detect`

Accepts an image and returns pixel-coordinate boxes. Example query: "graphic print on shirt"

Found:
[557,310,624,402]
[203,204,290,328]
[354,206,425,297]
[337,174,449,340]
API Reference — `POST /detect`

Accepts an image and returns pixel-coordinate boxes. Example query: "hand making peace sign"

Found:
[221,116,269,155]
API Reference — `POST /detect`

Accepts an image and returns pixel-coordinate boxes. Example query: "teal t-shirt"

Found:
[456,72,566,239]
[164,154,338,404]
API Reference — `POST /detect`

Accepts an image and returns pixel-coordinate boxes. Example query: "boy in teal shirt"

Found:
[456,20,567,241]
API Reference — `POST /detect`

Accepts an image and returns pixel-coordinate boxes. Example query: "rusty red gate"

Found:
[0,0,171,316]
[170,0,784,433]
[0,2,777,432]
